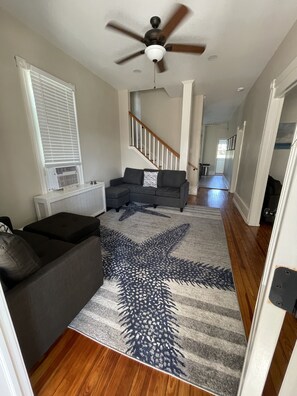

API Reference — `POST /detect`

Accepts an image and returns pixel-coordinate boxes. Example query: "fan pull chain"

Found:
[153,61,156,89]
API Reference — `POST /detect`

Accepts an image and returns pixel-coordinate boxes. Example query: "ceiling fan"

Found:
[106,3,206,73]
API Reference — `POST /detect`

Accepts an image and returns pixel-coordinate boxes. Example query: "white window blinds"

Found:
[30,69,81,166]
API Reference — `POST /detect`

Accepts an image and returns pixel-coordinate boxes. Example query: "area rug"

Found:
[69,204,246,396]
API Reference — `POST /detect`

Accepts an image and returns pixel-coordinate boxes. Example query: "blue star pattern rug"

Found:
[117,202,171,221]
[70,205,246,396]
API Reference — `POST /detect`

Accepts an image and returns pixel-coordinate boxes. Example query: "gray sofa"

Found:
[0,216,103,370]
[109,168,189,212]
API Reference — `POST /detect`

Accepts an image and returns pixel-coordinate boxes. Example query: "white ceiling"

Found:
[1,0,297,124]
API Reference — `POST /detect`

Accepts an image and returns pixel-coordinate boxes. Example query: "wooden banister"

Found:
[129,111,198,171]
[129,112,180,158]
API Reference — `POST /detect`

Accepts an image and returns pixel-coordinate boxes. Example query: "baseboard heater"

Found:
[34,183,106,220]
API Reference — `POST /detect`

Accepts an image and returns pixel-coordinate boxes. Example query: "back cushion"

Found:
[123,168,143,185]
[159,170,186,188]
[0,232,41,288]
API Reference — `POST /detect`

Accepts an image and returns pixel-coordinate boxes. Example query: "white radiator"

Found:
[34,183,106,220]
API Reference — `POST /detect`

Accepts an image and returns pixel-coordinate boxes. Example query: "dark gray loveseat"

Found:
[0,215,103,370]
[109,168,189,212]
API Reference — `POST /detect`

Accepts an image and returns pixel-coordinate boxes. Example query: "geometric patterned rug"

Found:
[69,204,246,396]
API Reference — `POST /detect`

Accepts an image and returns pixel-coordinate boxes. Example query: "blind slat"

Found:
[30,69,81,166]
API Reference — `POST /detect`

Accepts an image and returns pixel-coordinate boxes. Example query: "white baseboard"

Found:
[233,192,249,224]
[223,175,230,190]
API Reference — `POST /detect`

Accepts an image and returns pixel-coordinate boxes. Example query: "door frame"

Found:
[238,56,297,395]
[248,56,297,226]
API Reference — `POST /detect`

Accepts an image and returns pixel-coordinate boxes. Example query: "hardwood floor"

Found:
[30,189,296,395]
[198,175,229,190]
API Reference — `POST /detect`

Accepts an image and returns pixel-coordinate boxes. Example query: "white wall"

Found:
[269,85,297,183]
[188,95,204,193]
[202,123,229,175]
[0,8,121,228]
[232,18,297,209]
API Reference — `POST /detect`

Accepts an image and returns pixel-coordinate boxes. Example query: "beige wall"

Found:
[269,85,297,183]
[233,19,297,208]
[139,89,182,153]
[0,8,121,228]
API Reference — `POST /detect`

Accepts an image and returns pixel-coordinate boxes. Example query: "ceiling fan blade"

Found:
[115,50,145,65]
[165,43,206,54]
[106,21,144,43]
[161,4,189,41]
[157,59,167,73]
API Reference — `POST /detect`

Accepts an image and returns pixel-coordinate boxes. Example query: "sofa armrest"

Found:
[110,177,124,186]
[180,180,189,205]
[5,236,103,369]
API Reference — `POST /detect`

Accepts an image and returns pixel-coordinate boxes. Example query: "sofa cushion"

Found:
[156,187,180,198]
[159,170,186,188]
[143,171,158,188]
[0,232,41,288]
[105,186,130,199]
[123,184,157,196]
[14,230,50,252]
[0,217,14,232]
[123,168,143,185]
[0,221,13,234]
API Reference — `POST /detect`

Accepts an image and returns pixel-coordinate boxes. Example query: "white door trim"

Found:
[247,81,284,226]
[279,340,297,396]
[0,285,33,395]
[238,55,297,395]
[230,122,245,193]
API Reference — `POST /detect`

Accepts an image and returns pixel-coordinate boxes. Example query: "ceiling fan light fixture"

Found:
[145,45,166,62]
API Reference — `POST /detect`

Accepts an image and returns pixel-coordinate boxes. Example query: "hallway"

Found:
[199,175,229,190]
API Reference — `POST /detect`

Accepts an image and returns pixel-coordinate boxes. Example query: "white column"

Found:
[179,80,194,171]
[188,95,204,194]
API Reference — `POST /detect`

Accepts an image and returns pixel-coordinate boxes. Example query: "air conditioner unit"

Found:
[46,166,80,191]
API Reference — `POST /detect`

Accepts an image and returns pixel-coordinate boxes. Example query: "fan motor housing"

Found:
[144,28,165,46]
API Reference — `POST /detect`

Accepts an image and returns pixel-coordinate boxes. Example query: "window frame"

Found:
[15,56,84,193]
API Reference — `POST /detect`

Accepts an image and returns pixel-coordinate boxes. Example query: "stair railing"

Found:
[129,112,197,171]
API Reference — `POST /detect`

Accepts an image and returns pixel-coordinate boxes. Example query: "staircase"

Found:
[129,111,197,171]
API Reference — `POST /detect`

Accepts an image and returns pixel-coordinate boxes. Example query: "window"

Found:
[16,57,83,191]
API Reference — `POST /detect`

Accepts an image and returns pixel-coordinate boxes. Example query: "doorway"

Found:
[261,89,297,224]
[215,138,227,174]
[238,56,297,395]
[200,124,229,190]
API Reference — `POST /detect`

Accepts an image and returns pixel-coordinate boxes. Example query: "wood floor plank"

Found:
[102,354,140,396]
[37,334,101,396]
[30,329,78,393]
[145,369,169,395]
[29,188,296,396]
[128,364,154,395]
